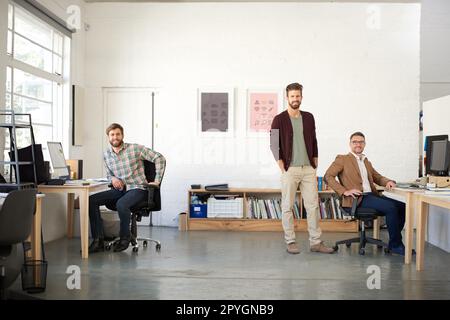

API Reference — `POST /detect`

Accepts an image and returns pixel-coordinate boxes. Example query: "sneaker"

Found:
[113,237,130,252]
[286,242,300,254]
[88,238,105,254]
[310,241,335,254]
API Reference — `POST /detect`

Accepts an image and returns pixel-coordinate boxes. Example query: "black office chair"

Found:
[104,160,163,253]
[333,194,390,255]
[0,189,37,299]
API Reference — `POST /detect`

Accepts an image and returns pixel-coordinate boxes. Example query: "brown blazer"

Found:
[324,153,392,207]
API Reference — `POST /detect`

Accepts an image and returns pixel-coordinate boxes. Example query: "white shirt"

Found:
[351,152,372,193]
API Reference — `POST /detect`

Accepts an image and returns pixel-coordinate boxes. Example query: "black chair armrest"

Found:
[142,183,160,190]
[348,192,372,216]
[350,195,361,216]
[142,183,159,208]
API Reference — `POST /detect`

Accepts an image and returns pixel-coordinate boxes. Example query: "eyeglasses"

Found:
[351,141,366,145]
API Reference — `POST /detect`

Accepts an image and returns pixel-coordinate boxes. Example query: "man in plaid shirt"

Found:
[88,123,166,253]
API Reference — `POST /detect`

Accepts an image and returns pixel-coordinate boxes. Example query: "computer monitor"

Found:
[47,142,70,179]
[430,139,450,176]
[425,135,448,175]
[8,144,49,184]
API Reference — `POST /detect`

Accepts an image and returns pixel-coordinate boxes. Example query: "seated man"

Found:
[324,132,407,255]
[88,123,166,253]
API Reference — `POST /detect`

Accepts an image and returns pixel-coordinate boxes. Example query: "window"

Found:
[5,2,70,171]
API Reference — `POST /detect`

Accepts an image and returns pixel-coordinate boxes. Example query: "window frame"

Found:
[5,1,70,166]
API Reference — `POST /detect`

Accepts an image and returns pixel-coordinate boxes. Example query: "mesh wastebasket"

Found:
[21,259,47,294]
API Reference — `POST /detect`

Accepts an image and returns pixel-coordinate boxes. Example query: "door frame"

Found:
[102,87,156,156]
[102,87,158,226]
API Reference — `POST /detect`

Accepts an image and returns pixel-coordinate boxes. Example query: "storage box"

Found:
[207,197,244,218]
[190,204,207,218]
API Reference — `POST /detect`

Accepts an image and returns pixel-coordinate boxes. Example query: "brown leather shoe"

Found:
[310,241,335,254]
[286,242,300,254]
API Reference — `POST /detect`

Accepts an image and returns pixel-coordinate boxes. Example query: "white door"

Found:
[103,87,155,226]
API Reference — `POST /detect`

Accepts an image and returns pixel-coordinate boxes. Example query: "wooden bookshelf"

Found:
[186,188,358,232]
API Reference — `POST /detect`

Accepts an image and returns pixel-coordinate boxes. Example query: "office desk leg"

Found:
[417,201,428,271]
[26,198,43,261]
[373,217,380,240]
[79,190,90,259]
[404,192,413,264]
[67,193,75,238]
[33,197,43,261]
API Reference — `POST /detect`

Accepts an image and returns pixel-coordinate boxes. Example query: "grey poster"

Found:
[201,92,229,132]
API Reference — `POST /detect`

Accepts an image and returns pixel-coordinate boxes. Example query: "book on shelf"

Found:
[317,176,329,191]
[317,195,348,220]
[293,201,300,219]
[274,199,281,219]
[246,196,284,220]
[330,197,336,219]
[268,200,277,219]
[259,199,268,219]
[242,193,353,221]
[204,184,229,191]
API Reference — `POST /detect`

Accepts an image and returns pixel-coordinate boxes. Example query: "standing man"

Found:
[88,123,166,253]
[324,132,407,255]
[270,83,334,254]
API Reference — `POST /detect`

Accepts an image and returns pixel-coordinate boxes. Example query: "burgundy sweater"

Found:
[270,110,318,171]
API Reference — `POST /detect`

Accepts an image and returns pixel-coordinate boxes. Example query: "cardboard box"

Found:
[178,212,187,231]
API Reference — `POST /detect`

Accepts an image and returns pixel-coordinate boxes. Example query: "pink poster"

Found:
[249,92,278,132]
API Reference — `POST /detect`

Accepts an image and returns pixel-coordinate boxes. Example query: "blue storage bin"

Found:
[190,204,207,218]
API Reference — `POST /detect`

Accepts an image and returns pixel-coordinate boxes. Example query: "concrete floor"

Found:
[8,227,450,300]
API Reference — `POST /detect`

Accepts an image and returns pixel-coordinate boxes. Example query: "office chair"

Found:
[0,189,37,299]
[104,160,163,253]
[333,194,390,255]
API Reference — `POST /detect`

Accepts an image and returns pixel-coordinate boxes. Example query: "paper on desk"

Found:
[87,178,109,182]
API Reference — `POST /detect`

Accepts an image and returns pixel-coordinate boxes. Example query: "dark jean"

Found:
[359,193,406,249]
[89,188,148,239]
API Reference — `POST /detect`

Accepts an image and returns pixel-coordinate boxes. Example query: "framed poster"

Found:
[198,88,234,137]
[247,88,283,136]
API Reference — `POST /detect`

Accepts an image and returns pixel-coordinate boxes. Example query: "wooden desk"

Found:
[37,183,108,259]
[416,194,450,271]
[382,188,424,264]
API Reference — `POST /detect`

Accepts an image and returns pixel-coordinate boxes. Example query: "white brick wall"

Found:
[79,2,420,227]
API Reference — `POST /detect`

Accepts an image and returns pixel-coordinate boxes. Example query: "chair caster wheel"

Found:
[384,248,391,255]
[359,248,365,255]
[156,243,161,252]
[143,241,148,247]
[346,243,351,248]
[132,247,138,253]
[333,245,339,252]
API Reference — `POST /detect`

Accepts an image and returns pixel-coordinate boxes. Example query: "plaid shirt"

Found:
[104,143,166,190]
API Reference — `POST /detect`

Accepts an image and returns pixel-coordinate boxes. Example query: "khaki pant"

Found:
[281,166,322,246]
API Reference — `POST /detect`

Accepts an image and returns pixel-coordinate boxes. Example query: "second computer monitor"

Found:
[430,139,450,176]
[47,142,70,179]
